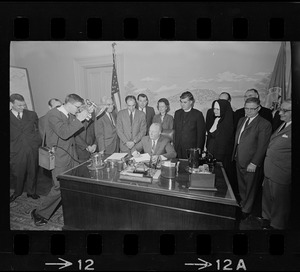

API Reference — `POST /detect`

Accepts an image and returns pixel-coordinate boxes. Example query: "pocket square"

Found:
[282,134,288,138]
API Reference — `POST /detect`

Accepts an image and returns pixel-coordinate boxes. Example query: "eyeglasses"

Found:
[279,108,291,114]
[244,106,259,112]
[73,104,82,110]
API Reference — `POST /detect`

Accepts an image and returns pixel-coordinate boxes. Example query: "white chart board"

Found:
[10,66,34,111]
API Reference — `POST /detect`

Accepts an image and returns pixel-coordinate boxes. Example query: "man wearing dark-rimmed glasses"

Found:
[233,97,272,221]
[233,88,273,132]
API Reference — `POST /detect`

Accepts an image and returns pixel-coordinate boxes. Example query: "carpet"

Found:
[10,167,63,231]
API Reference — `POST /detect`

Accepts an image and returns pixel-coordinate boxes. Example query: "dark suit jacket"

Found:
[234,106,273,131]
[116,109,147,152]
[95,111,119,155]
[10,109,42,155]
[152,113,174,130]
[173,108,206,158]
[38,114,47,140]
[137,106,155,133]
[133,135,177,159]
[74,113,97,161]
[233,115,272,168]
[45,108,83,168]
[272,110,284,132]
[264,123,291,185]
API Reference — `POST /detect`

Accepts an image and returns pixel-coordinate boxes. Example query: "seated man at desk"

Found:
[132,122,177,160]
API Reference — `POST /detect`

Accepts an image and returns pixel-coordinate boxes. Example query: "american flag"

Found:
[111,43,121,112]
[265,42,289,110]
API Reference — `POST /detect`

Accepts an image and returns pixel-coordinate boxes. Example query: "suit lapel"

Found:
[104,113,113,128]
[235,117,246,143]
[243,115,259,133]
[271,123,291,141]
[10,110,19,122]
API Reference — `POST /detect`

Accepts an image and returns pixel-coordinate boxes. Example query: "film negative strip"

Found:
[1,1,300,271]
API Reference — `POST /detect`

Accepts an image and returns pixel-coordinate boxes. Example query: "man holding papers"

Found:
[132,123,176,160]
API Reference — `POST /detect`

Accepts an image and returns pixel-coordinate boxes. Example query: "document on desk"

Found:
[132,153,151,163]
[105,153,128,161]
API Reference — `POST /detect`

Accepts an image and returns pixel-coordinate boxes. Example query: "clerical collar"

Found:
[183,108,192,112]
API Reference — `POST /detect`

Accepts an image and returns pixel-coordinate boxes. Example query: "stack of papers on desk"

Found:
[105,153,128,162]
[132,153,151,163]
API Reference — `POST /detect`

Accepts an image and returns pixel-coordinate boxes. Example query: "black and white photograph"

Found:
[10,41,293,231]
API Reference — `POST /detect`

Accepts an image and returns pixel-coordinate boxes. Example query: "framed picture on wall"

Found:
[10,66,35,111]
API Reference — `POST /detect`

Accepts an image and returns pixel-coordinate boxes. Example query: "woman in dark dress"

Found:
[206,99,234,179]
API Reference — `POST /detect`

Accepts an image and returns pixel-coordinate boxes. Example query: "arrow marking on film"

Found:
[185,258,212,270]
[45,258,73,270]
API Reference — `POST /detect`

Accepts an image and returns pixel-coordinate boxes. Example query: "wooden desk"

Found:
[58,160,239,230]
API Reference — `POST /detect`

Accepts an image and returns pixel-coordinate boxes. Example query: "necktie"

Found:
[109,113,115,126]
[130,111,133,126]
[151,140,156,154]
[238,118,250,144]
[244,118,250,128]
[17,112,21,120]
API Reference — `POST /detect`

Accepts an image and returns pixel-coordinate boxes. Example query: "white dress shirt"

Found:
[57,105,69,118]
[11,109,23,119]
[139,107,146,114]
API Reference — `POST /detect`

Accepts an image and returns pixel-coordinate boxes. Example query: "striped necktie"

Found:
[109,113,115,126]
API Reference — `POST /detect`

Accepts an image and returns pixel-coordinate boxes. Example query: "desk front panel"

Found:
[59,160,238,230]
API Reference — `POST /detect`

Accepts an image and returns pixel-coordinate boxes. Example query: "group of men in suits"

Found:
[10,88,291,229]
[232,89,291,230]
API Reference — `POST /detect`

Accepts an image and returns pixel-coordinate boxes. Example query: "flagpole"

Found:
[111,42,122,112]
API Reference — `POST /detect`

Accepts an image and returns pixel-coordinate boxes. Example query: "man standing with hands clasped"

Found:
[233,97,272,221]
[173,91,206,159]
[95,96,119,155]
[116,95,147,154]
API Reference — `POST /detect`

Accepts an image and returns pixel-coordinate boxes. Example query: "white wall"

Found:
[10,42,117,117]
[11,41,285,118]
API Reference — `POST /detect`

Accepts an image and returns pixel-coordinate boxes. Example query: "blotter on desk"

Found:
[119,170,152,183]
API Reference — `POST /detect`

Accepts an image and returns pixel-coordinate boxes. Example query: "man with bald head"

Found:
[260,100,292,230]
[94,96,119,155]
[132,122,176,160]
